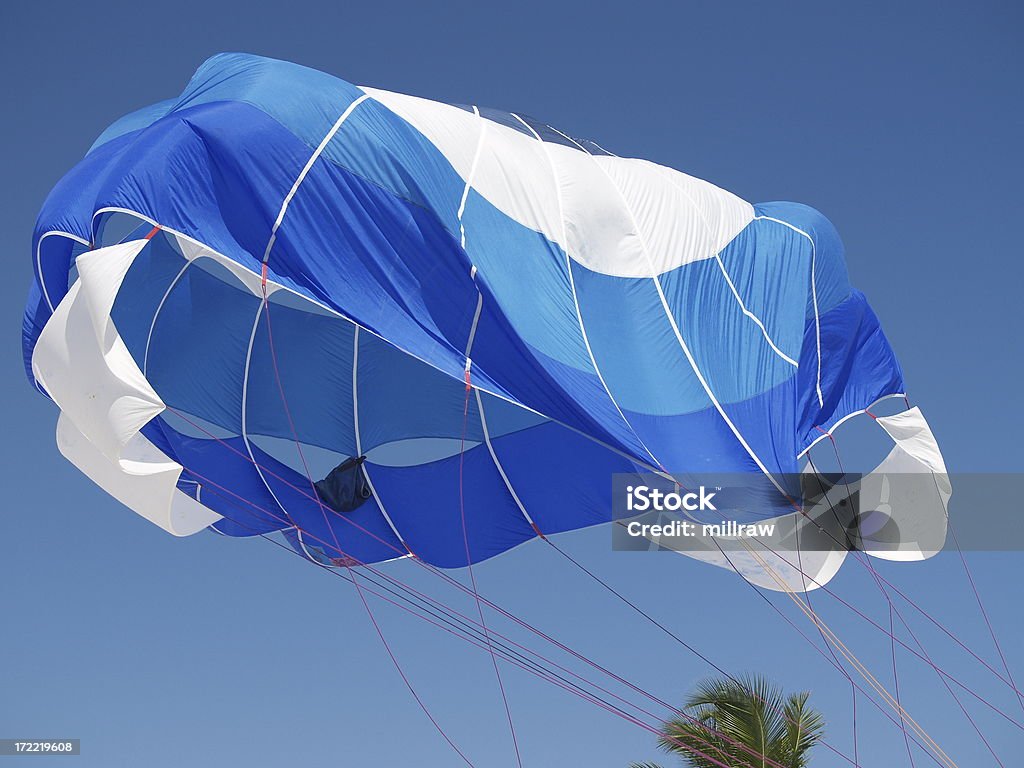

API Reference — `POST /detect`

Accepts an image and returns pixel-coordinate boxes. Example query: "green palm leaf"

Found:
[638,675,824,768]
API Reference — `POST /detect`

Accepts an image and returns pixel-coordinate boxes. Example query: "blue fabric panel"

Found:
[660,257,796,407]
[366,445,536,567]
[143,417,404,563]
[473,391,549,440]
[244,300,358,457]
[110,232,190,368]
[90,98,177,153]
[142,420,286,535]
[260,133,480,382]
[481,413,634,536]
[145,257,261,434]
[467,297,652,460]
[461,190,592,373]
[32,134,139,312]
[325,98,465,236]
[796,290,905,448]
[251,441,404,565]
[755,202,851,318]
[716,219,809,364]
[71,100,495,400]
[571,262,710,418]
[164,53,365,157]
[356,329,484,449]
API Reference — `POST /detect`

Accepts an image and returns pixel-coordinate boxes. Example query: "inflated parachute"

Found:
[23,54,947,586]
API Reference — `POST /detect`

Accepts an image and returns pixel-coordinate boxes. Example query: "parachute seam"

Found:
[572,148,788,496]
[239,302,294,524]
[752,215,823,407]
[143,259,193,376]
[460,106,488,359]
[511,113,667,472]
[352,326,412,552]
[651,166,797,368]
[35,230,90,313]
[262,94,369,264]
[460,111,543,539]
[474,388,537,529]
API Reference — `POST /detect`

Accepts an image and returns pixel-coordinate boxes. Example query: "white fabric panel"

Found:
[596,157,753,275]
[32,238,221,536]
[33,240,164,459]
[858,407,950,561]
[650,507,848,593]
[174,234,280,298]
[876,407,950,476]
[545,141,647,276]
[363,88,753,277]
[363,88,564,244]
[57,414,220,536]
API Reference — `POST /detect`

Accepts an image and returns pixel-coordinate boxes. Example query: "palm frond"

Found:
[649,675,824,768]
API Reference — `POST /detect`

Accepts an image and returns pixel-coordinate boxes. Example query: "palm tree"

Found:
[631,675,824,768]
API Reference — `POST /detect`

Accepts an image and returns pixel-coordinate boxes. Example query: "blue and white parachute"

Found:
[23,54,941,581]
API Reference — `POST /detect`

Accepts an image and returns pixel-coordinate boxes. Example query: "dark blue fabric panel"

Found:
[796,290,905,448]
[366,446,536,567]
[481,414,634,537]
[142,421,286,535]
[143,417,404,563]
[253,441,404,565]
[32,134,140,313]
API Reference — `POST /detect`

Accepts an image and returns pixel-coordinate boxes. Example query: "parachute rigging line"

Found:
[948,516,1024,717]
[192,469,807,768]
[459,366,523,768]
[890,602,918,768]
[166,391,989,765]
[714,541,947,768]
[160,398,829,768]
[260,288,475,767]
[810,429,1020,753]
[169,411,913,768]
[165,387,991,765]
[741,541,959,768]
[537,532,862,768]
[793,522,861,767]
[171,353,779,768]
[168,397,1016,754]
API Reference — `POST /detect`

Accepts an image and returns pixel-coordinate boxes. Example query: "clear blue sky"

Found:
[2,2,1021,766]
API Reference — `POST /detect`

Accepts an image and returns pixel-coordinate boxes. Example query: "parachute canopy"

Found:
[25,53,924,574]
